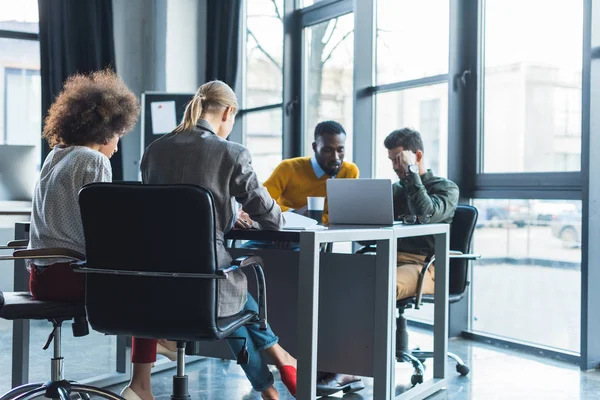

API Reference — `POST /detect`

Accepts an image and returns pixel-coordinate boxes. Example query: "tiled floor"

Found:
[105,328,600,400]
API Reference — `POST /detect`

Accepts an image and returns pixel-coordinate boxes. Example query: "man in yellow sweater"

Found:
[263,120,359,224]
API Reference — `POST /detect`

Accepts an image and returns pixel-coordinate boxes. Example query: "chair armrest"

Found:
[413,250,480,308]
[450,252,481,260]
[0,248,86,262]
[414,256,434,309]
[232,255,264,268]
[227,255,268,330]
[0,239,29,250]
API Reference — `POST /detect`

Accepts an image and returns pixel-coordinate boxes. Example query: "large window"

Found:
[242,0,284,182]
[481,0,583,173]
[303,13,354,159]
[376,0,449,85]
[471,199,581,352]
[245,109,283,181]
[374,0,449,179]
[0,15,42,166]
[375,84,448,180]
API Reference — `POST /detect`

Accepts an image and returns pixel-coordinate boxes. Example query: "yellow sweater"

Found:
[263,157,360,224]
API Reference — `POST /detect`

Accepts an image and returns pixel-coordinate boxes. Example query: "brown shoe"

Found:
[316,373,365,396]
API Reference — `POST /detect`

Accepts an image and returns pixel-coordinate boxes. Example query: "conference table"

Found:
[225,222,450,400]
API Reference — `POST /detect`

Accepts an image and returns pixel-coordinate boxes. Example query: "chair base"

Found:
[396,307,469,386]
[1,320,123,400]
[171,375,190,400]
[1,380,122,400]
[396,349,470,386]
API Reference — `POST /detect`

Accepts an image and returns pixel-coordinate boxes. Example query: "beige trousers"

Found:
[396,252,435,300]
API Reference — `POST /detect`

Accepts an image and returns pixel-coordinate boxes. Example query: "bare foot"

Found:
[125,385,154,400]
[157,339,178,352]
[265,344,296,369]
[261,385,279,400]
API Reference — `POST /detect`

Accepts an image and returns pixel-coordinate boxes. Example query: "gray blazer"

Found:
[140,119,284,316]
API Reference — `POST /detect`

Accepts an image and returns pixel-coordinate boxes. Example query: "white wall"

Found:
[112,0,206,180]
[166,0,206,92]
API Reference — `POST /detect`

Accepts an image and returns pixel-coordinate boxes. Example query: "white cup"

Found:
[307,196,325,211]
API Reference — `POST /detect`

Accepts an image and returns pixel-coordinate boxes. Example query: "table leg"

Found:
[433,231,449,379]
[296,233,319,400]
[373,237,395,399]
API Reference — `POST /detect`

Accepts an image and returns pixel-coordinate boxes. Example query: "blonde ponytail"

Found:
[174,80,238,133]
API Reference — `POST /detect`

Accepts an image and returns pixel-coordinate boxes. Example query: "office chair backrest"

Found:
[449,205,478,295]
[78,183,220,340]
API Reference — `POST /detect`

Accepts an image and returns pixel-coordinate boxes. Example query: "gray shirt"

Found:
[28,146,112,266]
[141,119,284,316]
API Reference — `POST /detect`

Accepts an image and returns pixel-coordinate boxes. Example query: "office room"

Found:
[0,0,599,399]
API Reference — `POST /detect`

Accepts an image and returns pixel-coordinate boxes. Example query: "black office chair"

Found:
[357,205,480,385]
[76,182,268,400]
[0,242,120,400]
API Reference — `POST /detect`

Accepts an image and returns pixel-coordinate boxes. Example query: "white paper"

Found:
[150,101,177,134]
[282,211,325,230]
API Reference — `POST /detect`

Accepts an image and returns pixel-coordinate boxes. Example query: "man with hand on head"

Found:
[384,127,459,301]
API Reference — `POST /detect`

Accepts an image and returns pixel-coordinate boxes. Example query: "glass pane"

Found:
[0,39,42,157]
[245,108,283,183]
[245,0,283,109]
[374,84,448,181]
[482,0,583,173]
[302,0,328,7]
[0,0,39,30]
[29,327,117,382]
[471,199,581,352]
[304,14,354,160]
[376,0,449,85]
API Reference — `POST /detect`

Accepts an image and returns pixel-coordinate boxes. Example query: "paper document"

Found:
[150,101,177,134]
[282,211,325,230]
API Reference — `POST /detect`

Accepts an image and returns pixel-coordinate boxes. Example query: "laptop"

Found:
[327,179,399,226]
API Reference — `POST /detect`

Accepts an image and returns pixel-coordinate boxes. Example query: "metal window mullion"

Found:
[299,0,353,27]
[238,103,283,115]
[353,0,375,178]
[580,0,600,371]
[370,74,450,94]
[0,29,39,41]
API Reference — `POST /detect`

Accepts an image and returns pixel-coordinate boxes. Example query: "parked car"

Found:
[476,203,507,228]
[550,211,582,248]
[529,200,578,226]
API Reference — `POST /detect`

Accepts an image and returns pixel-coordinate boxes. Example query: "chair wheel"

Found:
[411,374,423,385]
[456,364,470,376]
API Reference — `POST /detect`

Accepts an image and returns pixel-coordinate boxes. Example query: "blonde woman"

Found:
[140,80,297,400]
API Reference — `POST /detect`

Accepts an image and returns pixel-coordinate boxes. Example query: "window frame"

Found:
[236,0,287,175]
[470,0,584,198]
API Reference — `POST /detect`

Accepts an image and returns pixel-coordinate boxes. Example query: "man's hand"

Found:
[234,210,254,230]
[395,150,417,176]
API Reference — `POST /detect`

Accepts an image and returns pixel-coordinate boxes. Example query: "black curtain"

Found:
[38,0,123,180]
[206,0,242,88]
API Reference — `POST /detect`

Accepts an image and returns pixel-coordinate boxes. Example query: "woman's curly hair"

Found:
[42,70,140,148]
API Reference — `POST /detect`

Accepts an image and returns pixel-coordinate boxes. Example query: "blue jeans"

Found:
[226,294,279,392]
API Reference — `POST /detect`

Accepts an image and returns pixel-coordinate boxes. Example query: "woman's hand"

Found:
[235,210,254,230]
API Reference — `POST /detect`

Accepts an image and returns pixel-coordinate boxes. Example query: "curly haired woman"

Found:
[27,70,174,400]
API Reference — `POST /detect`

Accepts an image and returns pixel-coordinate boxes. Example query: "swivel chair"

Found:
[0,241,121,400]
[357,205,480,385]
[75,182,269,400]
